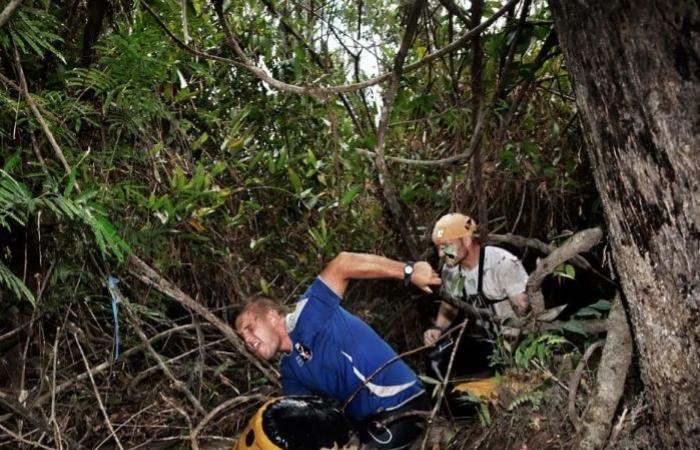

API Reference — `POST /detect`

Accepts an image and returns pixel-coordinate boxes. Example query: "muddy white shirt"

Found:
[440,246,528,318]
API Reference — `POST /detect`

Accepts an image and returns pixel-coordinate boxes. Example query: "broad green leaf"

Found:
[341,185,362,207]
[288,168,302,193]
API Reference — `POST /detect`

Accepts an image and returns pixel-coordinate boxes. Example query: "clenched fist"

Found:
[423,327,443,346]
[410,261,442,293]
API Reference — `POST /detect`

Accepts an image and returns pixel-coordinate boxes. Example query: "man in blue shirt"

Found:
[235,252,442,449]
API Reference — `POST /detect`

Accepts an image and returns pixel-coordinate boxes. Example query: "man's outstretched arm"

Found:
[319,252,442,297]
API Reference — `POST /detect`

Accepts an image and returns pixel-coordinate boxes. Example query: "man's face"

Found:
[436,237,469,267]
[235,309,282,361]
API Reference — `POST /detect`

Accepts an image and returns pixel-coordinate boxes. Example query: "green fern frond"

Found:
[0,261,35,306]
[0,174,35,228]
[39,195,130,262]
[535,334,569,346]
[0,7,65,62]
[1,172,129,262]
[507,390,543,411]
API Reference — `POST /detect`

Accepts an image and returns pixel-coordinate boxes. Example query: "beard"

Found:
[443,245,468,266]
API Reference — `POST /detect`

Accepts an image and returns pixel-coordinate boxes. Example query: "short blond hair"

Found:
[240,296,289,318]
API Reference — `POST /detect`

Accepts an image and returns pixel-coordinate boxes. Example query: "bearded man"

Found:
[423,213,529,346]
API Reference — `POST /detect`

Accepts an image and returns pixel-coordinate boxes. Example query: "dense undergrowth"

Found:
[0,0,619,448]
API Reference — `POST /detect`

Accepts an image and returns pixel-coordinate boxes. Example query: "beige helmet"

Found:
[431,213,477,245]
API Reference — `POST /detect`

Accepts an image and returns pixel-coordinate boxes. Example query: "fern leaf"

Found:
[0,261,35,306]
[507,390,543,411]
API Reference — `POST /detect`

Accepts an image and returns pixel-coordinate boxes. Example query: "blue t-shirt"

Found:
[279,277,425,420]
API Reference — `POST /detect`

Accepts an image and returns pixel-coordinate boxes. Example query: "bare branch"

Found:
[32,324,204,406]
[210,0,519,96]
[488,232,593,271]
[356,144,475,166]
[437,0,470,26]
[371,0,426,259]
[127,255,280,385]
[5,47,73,176]
[74,333,126,450]
[568,339,605,429]
[122,303,207,416]
[142,1,240,66]
[526,227,603,313]
[0,0,23,28]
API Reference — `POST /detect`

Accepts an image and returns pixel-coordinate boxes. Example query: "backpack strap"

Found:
[475,245,507,305]
[477,244,486,297]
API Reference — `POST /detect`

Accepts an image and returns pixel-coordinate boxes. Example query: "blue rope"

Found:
[107,276,121,362]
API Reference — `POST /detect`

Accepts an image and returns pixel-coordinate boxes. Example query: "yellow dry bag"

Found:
[234,396,350,450]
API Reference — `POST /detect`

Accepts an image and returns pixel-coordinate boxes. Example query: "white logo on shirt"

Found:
[295,342,313,364]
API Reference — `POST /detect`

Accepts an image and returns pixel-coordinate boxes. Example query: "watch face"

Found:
[405,265,414,275]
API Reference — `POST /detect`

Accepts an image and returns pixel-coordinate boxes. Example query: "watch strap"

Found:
[403,261,415,285]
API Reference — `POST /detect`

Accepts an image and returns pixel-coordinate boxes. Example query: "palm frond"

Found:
[0,7,65,61]
[0,261,35,306]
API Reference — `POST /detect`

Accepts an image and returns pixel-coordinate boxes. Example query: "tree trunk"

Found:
[548,1,700,447]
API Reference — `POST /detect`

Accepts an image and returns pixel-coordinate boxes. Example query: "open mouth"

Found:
[245,339,260,353]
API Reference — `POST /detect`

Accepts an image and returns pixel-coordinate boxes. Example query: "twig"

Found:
[122,303,207,416]
[342,324,463,411]
[30,133,50,176]
[191,393,265,450]
[141,1,238,65]
[193,312,205,399]
[127,337,226,397]
[356,146,476,166]
[377,409,435,426]
[0,322,28,343]
[0,390,77,448]
[94,402,158,450]
[74,333,126,450]
[180,0,190,44]
[0,422,55,450]
[510,186,528,234]
[421,319,468,450]
[33,323,204,406]
[160,393,194,446]
[437,0,470,26]
[49,324,64,450]
[532,359,569,392]
[608,405,628,445]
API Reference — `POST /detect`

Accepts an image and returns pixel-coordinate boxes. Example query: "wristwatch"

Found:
[403,261,414,285]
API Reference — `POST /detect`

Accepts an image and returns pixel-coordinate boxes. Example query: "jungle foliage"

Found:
[0,0,610,448]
